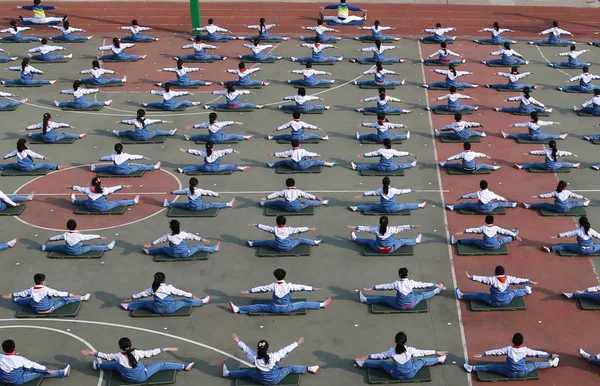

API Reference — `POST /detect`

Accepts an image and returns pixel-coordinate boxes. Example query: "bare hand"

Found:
[100,236,107,240]
[310,227,317,231]
[144,157,152,160]
[297,337,304,345]
[248,223,257,227]
[347,225,355,229]
[356,356,368,362]
[232,333,240,343]
[193,296,200,300]
[354,195,362,199]
[80,349,95,356]
[465,271,470,278]
[144,243,152,248]
[357,154,364,158]
[47,370,56,375]
[267,153,274,157]
[202,239,210,244]
[530,281,538,285]
[472,354,483,358]
[179,148,187,153]
[2,294,11,299]
[456,232,464,235]
[123,185,133,189]
[240,290,250,294]
[412,225,421,229]
[123,298,132,302]
[437,351,449,355]
[162,348,178,352]
[362,287,372,291]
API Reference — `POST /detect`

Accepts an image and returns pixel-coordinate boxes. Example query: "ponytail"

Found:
[549,140,558,162]
[374,20,380,28]
[113,37,120,49]
[209,112,217,125]
[114,143,124,154]
[205,142,213,157]
[556,180,567,193]
[256,340,270,364]
[259,18,266,35]
[151,272,165,292]
[579,216,591,236]
[375,39,381,49]
[394,332,407,355]
[189,177,198,195]
[16,138,28,153]
[118,338,138,368]
[10,20,18,32]
[169,219,181,235]
[382,177,390,195]
[176,59,184,69]
[378,87,386,100]
[226,82,235,93]
[522,87,530,99]
[21,58,29,72]
[164,82,172,93]
[73,80,82,91]
[136,109,145,125]
[493,21,500,31]
[42,113,51,134]
[91,177,103,195]
[378,216,388,235]
[449,64,457,76]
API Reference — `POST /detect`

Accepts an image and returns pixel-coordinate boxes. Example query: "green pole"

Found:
[190,0,201,34]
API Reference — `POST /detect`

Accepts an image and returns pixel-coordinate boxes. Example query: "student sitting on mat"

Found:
[356,20,399,41]
[113,109,176,141]
[301,19,341,42]
[90,143,161,175]
[549,45,590,68]
[69,178,138,212]
[529,21,574,46]
[49,20,91,42]
[482,43,528,66]
[424,64,477,89]
[358,267,445,309]
[0,339,71,385]
[578,348,600,367]
[348,216,422,254]
[246,215,323,250]
[574,89,600,116]
[501,112,566,141]
[120,272,210,312]
[523,181,589,212]
[559,67,600,92]
[319,0,366,25]
[42,219,115,255]
[222,333,319,383]
[287,62,335,87]
[350,138,417,172]
[0,238,19,252]
[279,87,330,113]
[54,80,113,109]
[119,19,158,42]
[486,67,536,91]
[349,40,403,64]
[455,266,534,307]
[354,61,405,87]
[267,113,329,142]
[541,216,600,254]
[156,59,212,88]
[184,112,251,142]
[357,112,409,143]
[259,178,329,211]
[3,272,90,313]
[349,177,426,213]
[357,88,411,114]
[1,21,41,42]
[17,0,67,25]
[291,37,343,63]
[355,331,447,380]
[266,139,335,170]
[0,92,27,111]
[24,112,84,143]
[421,23,456,43]
[143,82,201,111]
[422,42,465,66]
[205,82,264,111]
[176,36,227,61]
[142,219,220,257]
[0,190,33,214]
[240,18,290,41]
[99,38,146,62]
[164,177,235,211]
[224,61,269,87]
[563,283,600,303]
[450,215,520,250]
[475,22,516,45]
[81,337,195,383]
[241,39,283,62]
[428,88,479,113]
[229,268,332,314]
[514,140,579,171]
[446,180,517,213]
[584,126,600,142]
[193,18,237,41]
[494,87,551,114]
[80,60,126,86]
[178,142,250,174]
[3,58,57,86]
[0,49,17,63]
[463,333,559,376]
[1,139,64,172]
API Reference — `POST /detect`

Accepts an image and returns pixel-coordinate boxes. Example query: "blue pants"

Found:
[182,164,238,173]
[238,300,320,314]
[363,357,440,380]
[57,101,105,109]
[80,77,124,86]
[358,133,408,142]
[30,132,80,143]
[3,79,52,85]
[0,242,9,251]
[251,238,316,251]
[365,289,438,310]
[461,289,527,307]
[355,57,401,64]
[190,133,244,142]
[0,195,28,210]
[30,54,65,62]
[550,243,600,254]
[241,54,279,62]
[288,79,334,86]
[1,35,40,42]
[421,36,454,43]
[358,35,396,41]
[207,103,257,110]
[167,201,227,211]
[14,296,80,313]
[0,57,15,63]
[588,134,600,140]
[459,237,512,250]
[273,159,324,170]
[520,162,576,170]
[357,80,402,87]
[121,35,155,42]
[439,130,483,140]
[280,104,325,113]
[489,83,532,90]
[0,101,22,110]
[356,203,419,213]
[476,38,514,44]
[295,56,340,63]
[353,237,417,253]
[264,200,322,211]
[423,59,462,65]
[199,34,236,41]
[355,162,413,171]
[301,35,341,42]
[73,198,136,212]
[231,79,264,87]
[229,364,307,384]
[532,38,573,45]
[159,79,208,87]
[500,106,545,114]
[179,53,223,60]
[363,107,406,114]
[100,54,141,61]
[0,367,67,385]
[486,58,527,66]
[550,61,589,68]
[507,133,561,141]
[473,361,550,378]
[127,298,204,313]
[579,106,600,116]
[529,201,584,213]
[452,202,514,213]
[562,84,600,92]
[432,105,477,112]
[146,100,194,110]
[51,35,88,42]
[0,163,57,171]
[243,35,286,41]
[93,164,155,175]
[573,292,600,302]
[146,244,217,258]
[97,362,183,383]
[44,243,109,256]
[272,133,322,141]
[428,81,476,88]
[118,129,172,141]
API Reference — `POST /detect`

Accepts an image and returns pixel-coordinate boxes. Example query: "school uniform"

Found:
[44,230,111,255]
[0,190,29,212]
[322,3,365,24]
[70,185,136,212]
[473,346,553,378]
[189,120,243,142]
[237,280,321,314]
[126,283,204,314]
[476,28,514,45]
[0,48,16,63]
[428,69,475,89]
[50,25,87,42]
[227,67,263,87]
[250,224,318,251]
[550,50,590,68]
[26,121,79,143]
[485,48,527,66]
[295,43,341,63]
[421,27,456,43]
[182,148,238,174]
[19,4,63,25]
[363,279,439,310]
[57,88,106,109]
[357,25,396,41]
[531,27,574,45]
[352,224,418,253]
[362,346,441,380]
[506,120,561,141]
[115,118,172,141]
[166,187,228,211]
[563,72,600,93]
[288,69,334,87]
[550,226,600,255]
[242,24,286,41]
[500,95,546,114]
[145,231,217,258]
[94,152,156,175]
[0,353,67,385]
[529,189,586,213]
[0,92,23,110]
[450,189,514,213]
[459,224,518,250]
[120,25,155,42]
[98,43,140,61]
[0,26,40,42]
[281,95,325,113]
[459,274,530,307]
[147,89,195,111]
[355,45,399,64]
[300,25,341,42]
[436,119,484,141]
[357,68,402,87]
[94,349,185,383]
[241,44,278,62]
[272,147,324,170]
[358,120,408,143]
[159,66,207,87]
[356,187,419,213]
[194,24,236,41]
[0,148,58,172]
[572,284,600,303]
[520,149,577,171]
[263,187,322,211]
[423,48,462,65]
[80,67,124,86]
[10,284,81,313]
[578,95,600,116]
[5,65,50,85]
[179,42,223,61]
[356,148,414,171]
[362,95,406,114]
[488,72,533,91]
[430,93,477,113]
[207,90,257,110]
[272,119,323,141]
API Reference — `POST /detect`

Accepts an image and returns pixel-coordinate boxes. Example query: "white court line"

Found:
[0,319,253,368]
[417,41,472,386]
[0,325,103,386]
[25,189,449,196]
[534,45,571,77]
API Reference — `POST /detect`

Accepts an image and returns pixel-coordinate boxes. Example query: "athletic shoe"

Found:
[177,168,183,173]
[439,161,446,167]
[480,132,487,137]
[105,99,113,106]
[351,231,357,241]
[579,348,590,358]
[355,359,365,368]
[495,107,501,111]
[418,202,427,209]
[450,235,457,245]
[133,195,139,204]
[41,244,46,251]
[525,286,532,294]
[358,291,367,303]
[259,200,266,207]
[461,59,466,64]
[415,233,422,244]
[163,199,169,207]
[406,131,410,139]
[514,164,522,169]
[425,106,431,111]
[92,361,99,370]
[574,163,581,168]
[20,98,29,104]
[541,246,551,253]
[229,301,239,313]
[90,164,96,172]
[501,131,509,138]
[184,362,196,371]
[463,364,474,373]
[10,57,17,61]
[191,102,202,107]
[243,135,252,140]
[227,198,236,208]
[140,55,147,59]
[169,128,178,135]
[563,292,573,299]
[202,296,210,304]
[321,199,329,205]
[266,163,275,168]
[7,238,18,248]
[120,303,129,310]
[324,106,331,110]
[54,100,60,106]
[63,364,71,377]
[70,194,76,203]
[593,165,600,170]
[314,239,323,246]
[349,206,358,212]
[184,134,191,141]
[525,61,530,65]
[350,161,357,170]
[27,192,34,201]
[65,54,73,59]
[434,128,440,136]
[584,136,591,141]
[142,248,150,255]
[256,105,265,109]
[492,166,501,170]
[322,135,329,140]
[81,293,91,301]
[154,161,161,170]
[321,298,332,309]
[584,199,590,207]
[240,166,250,172]
[356,132,361,140]
[550,357,559,367]
[107,240,116,250]
[247,240,254,247]
[308,365,320,374]
[446,205,454,211]
[557,87,563,91]
[411,158,418,167]
[222,363,230,377]
[290,56,297,62]
[510,202,518,208]
[439,355,447,363]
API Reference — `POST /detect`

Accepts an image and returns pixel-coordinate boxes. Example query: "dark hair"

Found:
[493,21,500,30]
[90,177,103,194]
[63,20,70,29]
[479,180,488,190]
[73,80,82,91]
[463,141,471,151]
[92,59,100,68]
[583,66,590,73]
[238,61,246,69]
[33,273,45,285]
[209,112,218,124]
[485,215,494,225]
[394,332,407,354]
[114,143,124,154]
[151,272,166,292]
[276,215,286,226]
[449,63,457,76]
[291,139,300,148]
[164,82,172,92]
[570,44,576,51]
[189,177,198,195]
[379,216,388,235]
[377,112,387,122]
[382,176,390,195]
[317,19,324,26]
[398,267,408,279]
[131,19,138,26]
[226,82,235,93]
[10,20,17,32]
[21,58,30,72]
[194,35,202,42]
[436,23,441,28]
[113,37,120,48]
[383,138,392,149]
[16,138,28,153]
[449,86,457,93]
[503,42,510,50]
[549,140,558,162]
[34,0,41,4]
[42,113,51,134]
[285,178,295,187]
[136,109,145,125]
[510,66,518,74]
[512,333,524,346]
[552,21,558,27]
[522,87,531,98]
[2,340,15,354]
[67,219,77,230]
[378,87,386,100]
[292,111,301,120]
[595,89,600,96]
[208,18,214,24]
[169,219,180,235]
[530,111,538,123]
[257,340,270,363]
[579,216,591,235]
[374,20,380,27]
[259,18,266,36]
[314,36,321,44]
[374,39,381,49]
[556,180,567,193]
[441,41,447,49]
[205,142,213,157]
[375,61,383,71]
[494,265,505,275]
[176,59,184,69]
[454,112,462,121]
[305,62,312,69]
[297,87,306,97]
[273,268,286,280]
[118,337,138,368]
[41,38,47,45]
[253,38,260,46]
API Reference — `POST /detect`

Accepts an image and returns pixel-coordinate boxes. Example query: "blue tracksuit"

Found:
[145,231,217,258]
[474,346,552,378]
[250,224,318,251]
[352,224,418,254]
[460,274,530,307]
[11,284,81,313]
[125,283,204,314]
[263,187,323,211]
[71,184,136,212]
[364,279,439,310]
[356,187,419,213]
[459,224,517,250]
[0,148,58,171]
[166,187,228,211]
[362,346,442,380]
[550,226,600,255]
[237,281,321,314]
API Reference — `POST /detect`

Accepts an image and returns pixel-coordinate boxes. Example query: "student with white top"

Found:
[349,177,426,213]
[349,39,403,64]
[300,19,341,42]
[355,20,400,42]
[558,66,600,92]
[428,89,479,113]
[482,43,527,66]
[424,64,477,89]
[49,20,91,42]
[0,238,19,253]
[80,60,126,86]
[259,178,328,211]
[3,58,56,86]
[349,217,422,254]
[246,215,322,250]
[422,42,464,66]
[90,143,161,176]
[164,177,235,211]
[113,109,176,142]
[529,21,574,45]
[41,219,116,255]
[1,139,64,172]
[542,216,600,255]
[176,36,226,61]
[494,87,551,115]
[563,283,600,304]
[0,49,17,63]
[0,91,27,111]
[356,112,409,143]
[357,88,410,114]
[523,180,589,213]
[241,39,283,62]
[192,18,237,41]
[434,113,485,141]
[501,112,566,142]
[421,23,456,43]
[54,80,113,110]
[266,139,335,170]
[142,219,220,257]
[205,83,264,111]
[0,190,33,214]
[355,61,405,88]
[574,89,600,116]
[156,59,211,88]
[119,19,158,42]
[184,112,250,143]
[577,348,600,367]
[486,67,536,91]
[291,37,343,63]
[69,178,138,213]
[446,180,517,213]
[351,138,417,172]
[224,61,269,88]
[514,140,580,171]
[240,18,290,41]
[279,87,330,113]
[177,142,250,174]
[99,38,146,61]
[287,62,335,87]
[24,113,84,143]
[549,45,590,68]
[143,83,201,111]
[1,20,41,42]
[475,22,516,45]
[455,266,534,307]
[0,339,70,385]
[450,215,520,250]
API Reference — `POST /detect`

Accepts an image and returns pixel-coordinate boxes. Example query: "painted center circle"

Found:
[15,166,180,231]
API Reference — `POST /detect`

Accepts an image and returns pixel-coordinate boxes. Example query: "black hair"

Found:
[485,215,494,225]
[42,113,51,134]
[441,42,447,50]
[297,87,306,97]
[16,138,28,153]
[522,87,531,99]
[67,219,77,231]
[394,332,407,354]
[194,35,202,42]
[189,177,198,195]
[579,216,591,235]
[276,215,287,226]
[131,19,138,26]
[208,18,214,24]
[273,268,286,280]
[463,141,472,151]
[378,87,386,100]
[549,140,558,162]
[63,20,70,29]
[2,340,15,354]
[317,19,324,26]
[21,58,30,71]
[118,337,138,368]
[285,178,295,187]
[33,273,45,285]
[379,215,388,235]
[10,20,18,32]
[259,18,266,36]
[91,177,103,194]
[375,61,383,71]
[164,82,172,93]
[73,80,82,91]
[512,333,524,346]
[291,139,300,148]
[92,59,100,68]
[494,265,505,275]
[382,176,390,195]
[374,39,381,49]
[209,112,218,124]
[253,38,260,46]
[530,111,538,123]
[176,59,184,69]
[383,138,392,149]
[41,38,47,45]
[493,21,500,30]
[556,180,567,193]
[374,20,380,27]
[454,112,462,121]
[136,109,145,125]
[503,42,510,50]
[480,180,488,190]
[449,63,457,76]
[570,44,576,51]
[305,62,312,69]
[449,86,457,93]
[169,219,181,235]
[113,37,120,48]
[398,267,408,279]
[292,111,301,120]
[114,143,124,154]
[34,0,41,4]
[510,66,519,74]
[583,66,590,73]
[226,82,235,93]
[151,272,166,292]
[257,340,270,364]
[377,112,387,122]
[205,142,213,157]
[435,23,441,28]
[595,89,600,96]
[552,21,558,27]
[314,36,321,44]
[238,61,246,69]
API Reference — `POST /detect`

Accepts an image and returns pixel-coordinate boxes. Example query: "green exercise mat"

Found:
[102,58,140,63]
[283,109,325,114]
[428,86,463,91]
[130,306,193,317]
[0,105,20,111]
[439,136,481,143]
[75,205,127,215]
[361,245,414,256]
[61,105,104,111]
[558,249,600,257]
[243,58,277,63]
[276,165,322,174]
[235,372,300,385]
[167,207,219,217]
[457,243,509,256]
[590,139,600,145]
[153,251,210,262]
[476,361,538,382]
[539,207,586,216]
[257,244,311,257]
[186,169,233,175]
[526,167,570,173]
[293,84,330,89]
[367,366,431,383]
[1,168,50,176]
[578,298,600,310]
[513,111,550,117]
[486,62,517,67]
[515,138,554,144]
[360,168,405,177]
[86,82,124,88]
[446,167,491,175]
[576,111,595,117]
[146,106,186,112]
[121,135,166,144]
[265,206,314,216]
[29,137,77,144]
[107,369,177,385]
[215,107,255,112]
[360,84,396,90]
[277,138,321,144]
[170,84,200,89]
[299,60,336,65]
[0,204,26,216]
[247,298,308,316]
[3,83,43,88]
[21,379,42,386]
[369,300,428,314]
[360,138,402,145]
[562,89,592,93]
[97,170,146,178]
[537,42,570,46]
[470,296,526,311]
[433,109,473,115]
[48,250,105,259]
[421,40,453,44]
[195,138,239,145]
[363,111,405,115]
[458,207,506,215]
[496,87,525,92]
[17,302,81,318]
[363,209,410,216]
[179,58,215,63]
[552,65,586,69]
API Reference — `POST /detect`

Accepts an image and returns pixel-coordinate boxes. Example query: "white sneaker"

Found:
[439,161,446,167]
[105,100,113,106]
[546,108,553,113]
[291,56,297,62]
[514,164,522,170]
[65,54,73,59]
[510,202,517,208]
[247,240,254,247]
[593,165,600,170]
[355,359,365,368]
[27,192,35,201]
[480,132,487,138]
[495,107,501,112]
[359,291,367,303]
[463,363,474,373]
[573,106,578,111]
[418,202,427,209]
[524,286,532,295]
[439,355,447,364]
[229,301,239,313]
[426,106,431,111]
[308,365,320,374]
[202,296,210,304]
[70,194,76,203]
[584,200,590,207]
[563,292,573,299]
[350,161,357,170]
[239,166,250,172]
[222,363,230,377]
[92,361,99,370]
[243,135,252,140]
[450,235,457,245]
[7,238,18,248]
[456,288,463,299]
[107,240,116,250]
[267,135,274,140]
[351,231,357,241]
[415,233,422,244]
[120,303,129,310]
[63,364,71,377]
[41,244,46,251]
[50,80,57,85]
[314,239,323,246]
[320,298,331,308]
[406,131,410,139]
[192,102,202,107]
[434,128,440,136]
[349,206,358,212]
[163,199,169,207]
[541,246,551,253]
[411,158,418,167]
[259,200,265,207]
[584,136,591,141]
[54,100,60,107]
[321,199,329,205]
[446,205,454,211]
[227,197,236,207]
[492,166,501,171]
[579,348,590,359]
[214,241,221,252]
[184,362,195,371]
[169,128,178,135]
[501,131,508,138]
[322,135,329,141]
[81,293,91,301]
[133,195,139,204]
[324,106,331,110]
[90,164,96,172]
[574,163,581,168]
[154,161,161,170]
[177,168,183,173]
[550,357,559,367]
[20,98,29,104]
[122,76,127,83]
